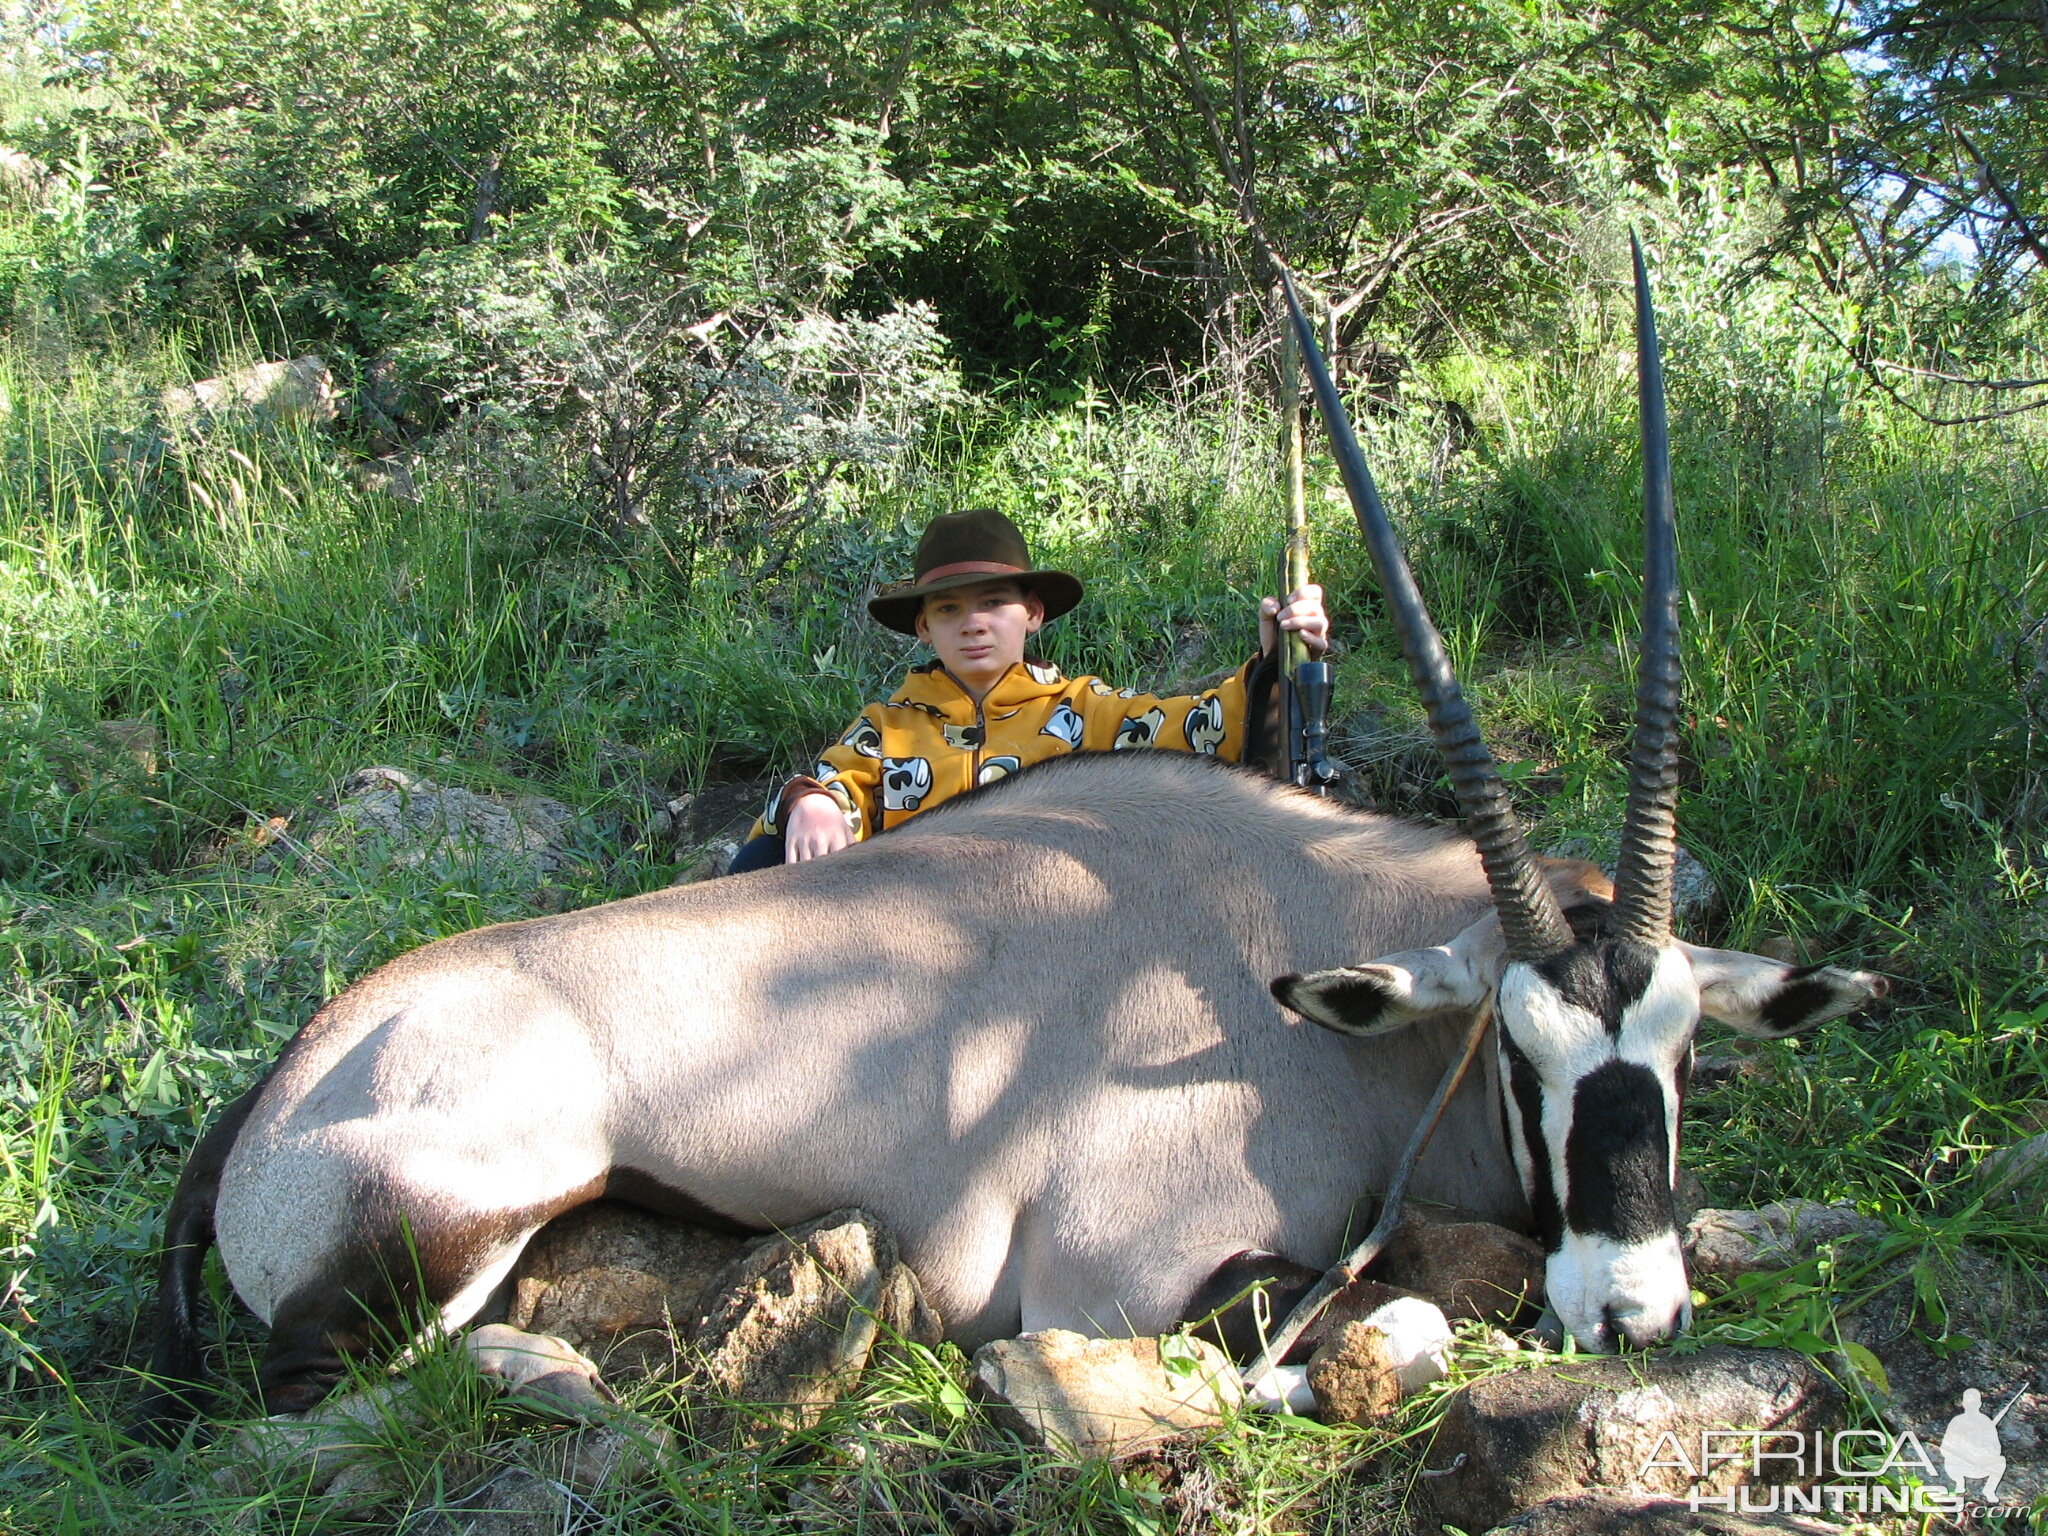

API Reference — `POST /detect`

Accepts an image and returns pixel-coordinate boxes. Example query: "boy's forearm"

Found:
[766,775,867,839]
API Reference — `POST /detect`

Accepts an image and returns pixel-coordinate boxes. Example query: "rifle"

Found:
[1276,289,1340,793]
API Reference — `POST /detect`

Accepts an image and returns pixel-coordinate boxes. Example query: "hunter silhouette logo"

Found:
[1942,1387,2018,1501]
[1649,1378,2031,1517]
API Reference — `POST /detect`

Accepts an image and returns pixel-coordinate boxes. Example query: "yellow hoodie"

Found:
[754,656,1267,841]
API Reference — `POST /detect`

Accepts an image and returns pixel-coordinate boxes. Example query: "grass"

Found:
[0,226,2044,1530]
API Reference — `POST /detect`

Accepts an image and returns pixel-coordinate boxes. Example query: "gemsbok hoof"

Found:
[464,1324,615,1421]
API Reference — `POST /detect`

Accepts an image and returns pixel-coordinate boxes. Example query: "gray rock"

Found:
[356,453,420,500]
[218,1379,423,1501]
[1684,1201,1886,1281]
[785,1413,952,1533]
[419,1467,571,1536]
[1542,839,1721,932]
[685,1209,897,1444]
[508,1200,750,1376]
[95,718,159,775]
[673,840,740,883]
[1977,1132,2048,1204]
[537,1419,673,1492]
[278,766,574,878]
[1423,1345,1845,1533]
[870,1251,945,1353]
[1690,1054,1771,1090]
[1836,1243,2048,1509]
[1367,1216,1545,1325]
[1482,1491,1844,1535]
[1673,1169,1710,1227]
[386,1428,666,1532]
[0,147,43,203]
[972,1330,1243,1459]
[162,355,342,433]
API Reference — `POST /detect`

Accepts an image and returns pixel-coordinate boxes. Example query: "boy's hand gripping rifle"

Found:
[1276,283,1340,793]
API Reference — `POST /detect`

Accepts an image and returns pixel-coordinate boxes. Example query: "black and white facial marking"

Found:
[1493,931,1699,1351]
[1270,910,1886,1354]
[1502,925,1885,1353]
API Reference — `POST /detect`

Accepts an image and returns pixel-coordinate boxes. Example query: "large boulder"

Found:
[686,1209,938,1445]
[972,1331,1243,1459]
[1422,1345,1845,1533]
[508,1201,751,1377]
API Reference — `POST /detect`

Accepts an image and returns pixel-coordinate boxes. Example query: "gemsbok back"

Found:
[138,248,1881,1442]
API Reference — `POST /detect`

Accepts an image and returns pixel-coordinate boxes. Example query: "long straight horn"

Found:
[1610,234,1682,948]
[1279,271,1573,962]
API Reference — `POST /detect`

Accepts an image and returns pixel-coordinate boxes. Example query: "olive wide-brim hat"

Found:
[867,508,1083,636]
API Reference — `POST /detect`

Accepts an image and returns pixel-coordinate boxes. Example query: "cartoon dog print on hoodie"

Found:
[881,757,933,813]
[1183,694,1226,755]
[1040,701,1086,750]
[839,718,883,758]
[1113,707,1167,750]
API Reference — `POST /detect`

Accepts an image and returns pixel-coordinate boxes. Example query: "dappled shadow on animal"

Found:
[140,751,1596,1435]
[1266,243,1883,1353]
[135,247,1883,1443]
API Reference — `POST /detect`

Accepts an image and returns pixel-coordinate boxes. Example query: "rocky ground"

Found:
[196,1192,2044,1535]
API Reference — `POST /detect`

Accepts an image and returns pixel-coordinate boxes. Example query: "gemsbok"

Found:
[139,248,1881,1441]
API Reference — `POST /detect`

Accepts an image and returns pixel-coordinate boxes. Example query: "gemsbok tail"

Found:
[131,1077,268,1445]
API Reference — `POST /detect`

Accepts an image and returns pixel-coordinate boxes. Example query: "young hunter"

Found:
[730,507,1330,871]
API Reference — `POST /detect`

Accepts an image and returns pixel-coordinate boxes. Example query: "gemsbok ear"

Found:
[1271,916,1504,1037]
[1681,943,1887,1038]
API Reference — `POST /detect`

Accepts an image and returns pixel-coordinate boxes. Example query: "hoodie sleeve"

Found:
[1072,657,1268,761]
[752,707,885,841]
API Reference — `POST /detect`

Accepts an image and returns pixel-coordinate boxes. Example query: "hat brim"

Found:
[868,569,1083,636]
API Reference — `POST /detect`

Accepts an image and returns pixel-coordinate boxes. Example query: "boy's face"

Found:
[915,579,1045,697]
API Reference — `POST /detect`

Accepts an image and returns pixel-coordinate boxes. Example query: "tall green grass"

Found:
[0,227,2043,1528]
